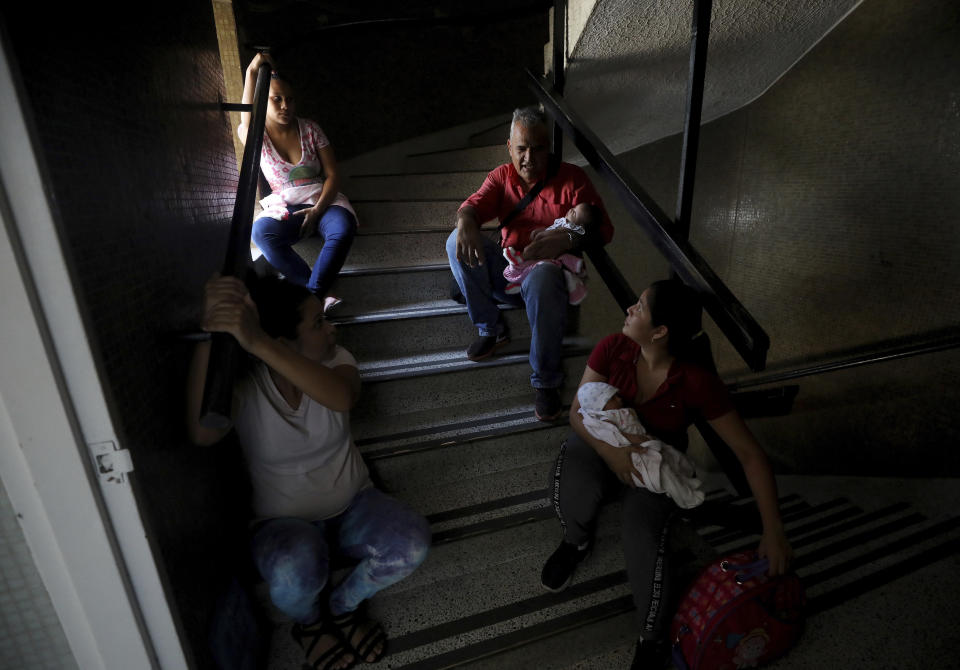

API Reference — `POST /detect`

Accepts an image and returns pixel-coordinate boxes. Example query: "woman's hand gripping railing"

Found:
[199,57,272,429]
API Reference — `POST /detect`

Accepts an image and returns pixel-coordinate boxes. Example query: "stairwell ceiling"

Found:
[566,0,864,154]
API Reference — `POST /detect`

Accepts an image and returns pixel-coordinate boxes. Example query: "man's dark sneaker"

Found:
[534,387,562,421]
[540,540,590,592]
[466,331,510,361]
[630,638,670,669]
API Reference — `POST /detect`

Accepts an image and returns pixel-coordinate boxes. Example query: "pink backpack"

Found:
[670,551,805,670]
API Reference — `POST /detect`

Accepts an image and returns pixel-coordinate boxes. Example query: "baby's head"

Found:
[565,202,603,230]
[577,382,622,412]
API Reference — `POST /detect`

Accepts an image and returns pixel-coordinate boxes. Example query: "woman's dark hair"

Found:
[578,203,605,245]
[646,279,718,373]
[245,275,312,340]
[270,71,295,87]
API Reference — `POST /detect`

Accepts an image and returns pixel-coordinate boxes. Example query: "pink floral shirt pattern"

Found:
[257,118,354,221]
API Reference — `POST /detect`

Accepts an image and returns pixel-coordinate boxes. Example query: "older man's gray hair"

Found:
[510,106,547,135]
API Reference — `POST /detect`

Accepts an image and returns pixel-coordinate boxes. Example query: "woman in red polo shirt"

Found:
[539,279,793,668]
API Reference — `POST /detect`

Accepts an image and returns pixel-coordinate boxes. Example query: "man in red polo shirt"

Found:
[445,107,613,421]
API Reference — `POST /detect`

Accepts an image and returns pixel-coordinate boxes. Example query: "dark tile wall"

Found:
[589,0,960,476]
[3,4,249,667]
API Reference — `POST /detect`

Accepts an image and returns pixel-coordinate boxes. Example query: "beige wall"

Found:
[212,0,245,168]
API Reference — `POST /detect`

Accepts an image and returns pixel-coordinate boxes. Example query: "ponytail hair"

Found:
[646,279,718,374]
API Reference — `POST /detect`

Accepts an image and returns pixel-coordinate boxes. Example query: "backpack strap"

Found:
[496,154,561,243]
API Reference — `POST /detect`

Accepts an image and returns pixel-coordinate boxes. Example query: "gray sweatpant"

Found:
[551,431,679,640]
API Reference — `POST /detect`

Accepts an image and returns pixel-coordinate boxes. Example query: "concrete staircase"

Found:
[260,118,960,670]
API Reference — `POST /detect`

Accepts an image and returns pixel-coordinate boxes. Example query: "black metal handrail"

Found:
[527,70,770,372]
[199,59,272,429]
[675,0,712,240]
[727,328,960,392]
[550,0,566,159]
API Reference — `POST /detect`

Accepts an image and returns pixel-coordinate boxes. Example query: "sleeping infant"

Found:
[577,381,705,509]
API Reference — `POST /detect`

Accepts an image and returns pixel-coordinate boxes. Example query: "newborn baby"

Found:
[577,381,705,509]
[502,202,598,305]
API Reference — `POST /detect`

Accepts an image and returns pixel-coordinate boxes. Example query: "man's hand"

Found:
[523,229,573,261]
[456,225,485,267]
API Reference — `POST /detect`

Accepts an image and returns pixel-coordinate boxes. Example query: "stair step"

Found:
[332,265,454,313]
[352,392,556,444]
[356,339,590,381]
[369,510,635,637]
[468,119,511,147]
[403,143,506,172]
[370,424,565,504]
[341,113,510,176]
[351,350,589,422]
[465,610,637,670]
[352,200,461,232]
[344,170,488,201]
[377,450,553,521]
[260,472,960,670]
[358,403,553,455]
[289,229,451,272]
[336,305,533,361]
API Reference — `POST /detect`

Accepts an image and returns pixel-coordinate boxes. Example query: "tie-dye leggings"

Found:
[250,486,431,623]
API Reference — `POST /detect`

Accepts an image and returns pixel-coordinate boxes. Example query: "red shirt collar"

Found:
[617,337,685,398]
[505,161,548,191]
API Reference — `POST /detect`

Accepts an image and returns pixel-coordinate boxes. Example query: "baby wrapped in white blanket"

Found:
[577,381,704,509]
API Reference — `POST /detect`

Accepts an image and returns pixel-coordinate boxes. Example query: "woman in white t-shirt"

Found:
[239,53,356,312]
[187,275,430,670]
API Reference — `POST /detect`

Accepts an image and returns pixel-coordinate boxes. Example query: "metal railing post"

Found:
[551,0,566,159]
[675,0,712,240]
[199,58,272,429]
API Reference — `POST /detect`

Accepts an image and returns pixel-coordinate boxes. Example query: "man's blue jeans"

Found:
[250,487,430,624]
[252,204,357,296]
[445,229,568,389]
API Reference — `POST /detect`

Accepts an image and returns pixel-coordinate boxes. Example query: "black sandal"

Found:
[331,608,388,664]
[291,619,356,670]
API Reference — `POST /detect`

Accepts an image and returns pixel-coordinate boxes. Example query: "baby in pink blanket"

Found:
[502,203,601,305]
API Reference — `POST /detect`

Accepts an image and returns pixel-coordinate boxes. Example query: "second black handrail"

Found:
[726,328,960,392]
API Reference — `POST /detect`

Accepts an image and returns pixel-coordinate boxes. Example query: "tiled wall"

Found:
[586,0,960,476]
[2,3,251,667]
[0,480,77,670]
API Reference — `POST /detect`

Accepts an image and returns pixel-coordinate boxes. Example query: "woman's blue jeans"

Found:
[250,487,430,624]
[252,204,357,297]
[445,229,568,389]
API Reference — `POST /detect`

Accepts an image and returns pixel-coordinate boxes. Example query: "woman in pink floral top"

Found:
[239,53,356,311]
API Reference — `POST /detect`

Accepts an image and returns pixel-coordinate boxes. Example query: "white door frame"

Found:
[0,38,190,670]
